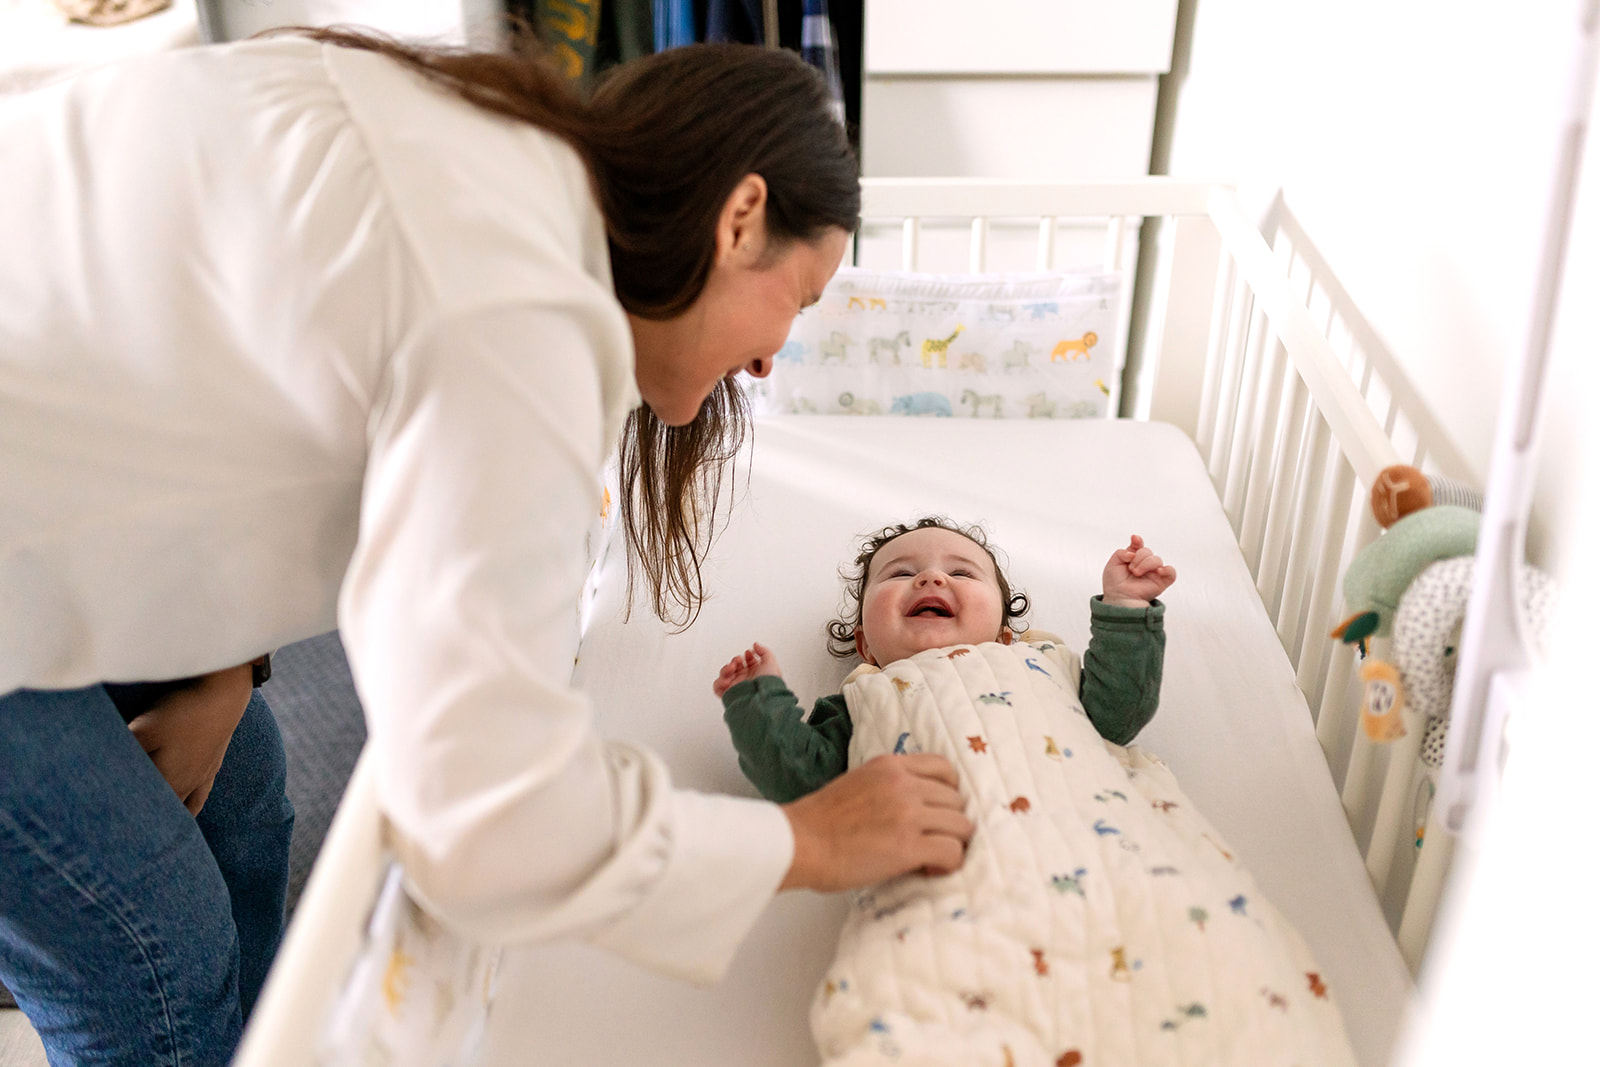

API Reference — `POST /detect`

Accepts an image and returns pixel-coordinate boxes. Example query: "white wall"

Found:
[1161,0,1595,579]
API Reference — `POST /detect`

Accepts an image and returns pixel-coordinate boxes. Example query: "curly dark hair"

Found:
[825,516,1030,659]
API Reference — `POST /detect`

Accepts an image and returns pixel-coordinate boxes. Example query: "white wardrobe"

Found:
[859,0,1180,180]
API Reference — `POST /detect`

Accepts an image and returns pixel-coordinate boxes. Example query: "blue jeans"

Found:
[0,685,294,1066]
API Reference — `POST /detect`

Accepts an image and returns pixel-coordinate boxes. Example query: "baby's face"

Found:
[855,527,1007,667]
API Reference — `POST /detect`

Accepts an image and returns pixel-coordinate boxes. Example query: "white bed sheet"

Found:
[481,415,1413,1067]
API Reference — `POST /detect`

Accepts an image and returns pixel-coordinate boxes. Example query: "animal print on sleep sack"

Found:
[811,641,1357,1067]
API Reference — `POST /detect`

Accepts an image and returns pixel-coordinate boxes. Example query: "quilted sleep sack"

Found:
[812,638,1357,1067]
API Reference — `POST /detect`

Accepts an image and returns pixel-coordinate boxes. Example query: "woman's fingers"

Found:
[897,751,962,790]
[778,754,974,893]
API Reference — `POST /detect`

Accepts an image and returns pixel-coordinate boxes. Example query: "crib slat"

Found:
[1194,253,1238,461]
[969,217,989,273]
[1239,337,1289,577]
[1340,677,1379,837]
[1365,702,1430,893]
[1257,372,1311,621]
[1104,216,1128,271]
[1397,807,1454,972]
[1221,306,1272,533]
[1275,412,1332,661]
[1206,278,1254,490]
[1036,217,1057,271]
[901,217,920,271]
[1301,457,1357,720]
[1314,630,1355,750]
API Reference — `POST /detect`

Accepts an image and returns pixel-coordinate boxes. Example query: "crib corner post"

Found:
[1142,213,1223,436]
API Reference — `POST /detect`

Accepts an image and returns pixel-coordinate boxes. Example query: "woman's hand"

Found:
[125,663,254,814]
[1101,533,1177,607]
[778,753,975,892]
[712,641,784,697]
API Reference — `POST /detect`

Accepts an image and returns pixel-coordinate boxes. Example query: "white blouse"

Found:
[0,36,791,982]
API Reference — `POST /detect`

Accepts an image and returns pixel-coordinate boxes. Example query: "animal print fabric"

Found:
[744,268,1121,421]
[815,640,1357,1067]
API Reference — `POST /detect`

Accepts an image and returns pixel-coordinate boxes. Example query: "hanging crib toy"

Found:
[1331,464,1556,846]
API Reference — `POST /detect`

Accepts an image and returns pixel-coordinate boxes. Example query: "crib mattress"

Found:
[481,416,1412,1067]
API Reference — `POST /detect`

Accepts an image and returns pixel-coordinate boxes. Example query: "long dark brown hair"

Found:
[287,27,860,627]
[826,517,1031,659]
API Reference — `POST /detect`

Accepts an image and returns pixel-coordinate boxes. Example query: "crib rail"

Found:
[240,179,1459,1066]
[1183,189,1470,974]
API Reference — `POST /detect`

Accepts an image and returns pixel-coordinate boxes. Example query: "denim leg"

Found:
[195,689,294,1021]
[0,686,242,1067]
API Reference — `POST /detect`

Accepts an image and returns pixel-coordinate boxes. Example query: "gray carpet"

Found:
[261,631,369,917]
[0,632,367,1011]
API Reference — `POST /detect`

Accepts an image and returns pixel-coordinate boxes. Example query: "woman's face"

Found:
[628,177,851,427]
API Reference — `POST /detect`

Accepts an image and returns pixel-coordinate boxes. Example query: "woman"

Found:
[0,30,974,1067]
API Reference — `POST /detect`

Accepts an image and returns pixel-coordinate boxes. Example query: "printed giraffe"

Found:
[920,324,965,368]
[1050,331,1098,361]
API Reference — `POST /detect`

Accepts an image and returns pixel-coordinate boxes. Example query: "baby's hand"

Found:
[1102,534,1177,607]
[712,642,784,698]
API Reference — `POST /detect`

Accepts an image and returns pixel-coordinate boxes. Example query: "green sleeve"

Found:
[1079,596,1167,745]
[721,676,853,803]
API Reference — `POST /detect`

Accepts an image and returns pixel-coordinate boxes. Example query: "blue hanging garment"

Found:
[653,0,696,49]
[801,0,845,124]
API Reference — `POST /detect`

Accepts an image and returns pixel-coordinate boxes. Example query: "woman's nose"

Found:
[744,356,772,379]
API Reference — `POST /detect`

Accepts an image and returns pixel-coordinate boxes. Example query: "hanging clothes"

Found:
[515,0,653,91]
[800,0,845,125]
[529,0,602,84]
[653,0,696,49]
[704,0,762,43]
[598,0,654,70]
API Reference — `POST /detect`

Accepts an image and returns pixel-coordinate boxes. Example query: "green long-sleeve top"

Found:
[722,597,1166,803]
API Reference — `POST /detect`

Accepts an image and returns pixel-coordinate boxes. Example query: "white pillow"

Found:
[743,266,1120,419]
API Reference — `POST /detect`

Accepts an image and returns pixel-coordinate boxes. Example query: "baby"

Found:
[713,517,1354,1067]
[714,517,1174,800]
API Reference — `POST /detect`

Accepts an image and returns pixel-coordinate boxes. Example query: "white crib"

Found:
[235,178,1482,1067]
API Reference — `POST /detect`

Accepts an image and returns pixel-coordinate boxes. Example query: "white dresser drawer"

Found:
[861,76,1159,179]
[864,0,1178,75]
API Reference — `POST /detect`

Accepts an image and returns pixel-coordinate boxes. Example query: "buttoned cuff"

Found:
[1090,595,1166,630]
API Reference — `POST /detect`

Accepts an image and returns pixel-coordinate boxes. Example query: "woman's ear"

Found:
[854,627,877,666]
[715,173,769,266]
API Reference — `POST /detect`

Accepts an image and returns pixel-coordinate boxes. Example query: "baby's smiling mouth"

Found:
[908,598,953,618]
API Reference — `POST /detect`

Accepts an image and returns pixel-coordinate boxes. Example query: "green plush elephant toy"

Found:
[1329,504,1480,650]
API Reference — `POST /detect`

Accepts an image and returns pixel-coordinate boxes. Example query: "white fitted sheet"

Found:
[481,415,1413,1067]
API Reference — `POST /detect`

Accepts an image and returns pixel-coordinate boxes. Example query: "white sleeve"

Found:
[337,302,793,984]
